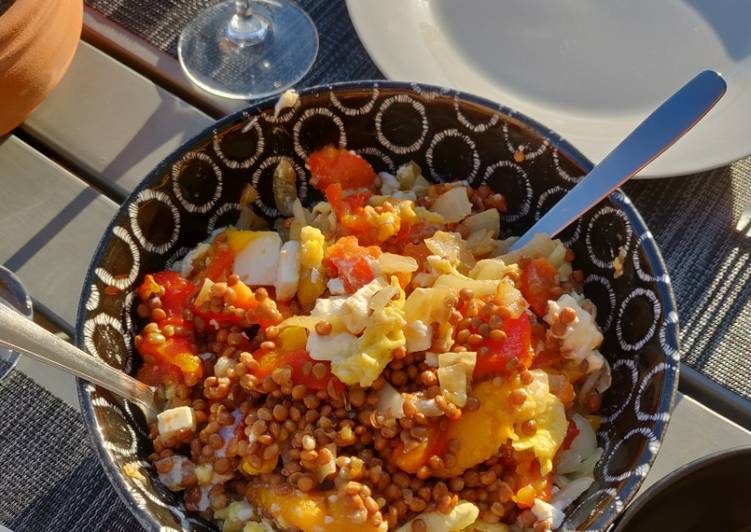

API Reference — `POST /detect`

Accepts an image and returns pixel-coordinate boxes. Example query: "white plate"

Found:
[347,0,751,178]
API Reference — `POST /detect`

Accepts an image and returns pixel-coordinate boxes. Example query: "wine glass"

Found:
[178,0,318,100]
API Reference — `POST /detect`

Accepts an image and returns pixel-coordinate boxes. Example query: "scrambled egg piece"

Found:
[512,370,568,475]
[331,296,406,387]
[306,277,407,387]
[298,226,326,307]
[436,379,519,477]
[227,230,282,286]
[436,371,566,477]
[300,226,325,268]
[250,487,387,532]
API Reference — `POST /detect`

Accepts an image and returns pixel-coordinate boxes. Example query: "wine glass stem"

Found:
[228,0,270,46]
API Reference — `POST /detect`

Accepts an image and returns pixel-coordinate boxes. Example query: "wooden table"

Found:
[1,5,749,513]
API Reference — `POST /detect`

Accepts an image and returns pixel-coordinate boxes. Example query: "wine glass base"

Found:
[178,0,318,100]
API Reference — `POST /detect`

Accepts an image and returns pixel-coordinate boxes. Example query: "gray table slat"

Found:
[638,392,751,495]
[21,41,213,200]
[0,136,117,331]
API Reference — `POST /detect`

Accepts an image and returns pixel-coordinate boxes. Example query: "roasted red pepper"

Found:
[473,314,533,378]
[308,146,377,191]
[323,236,381,293]
[137,271,196,319]
[520,258,559,316]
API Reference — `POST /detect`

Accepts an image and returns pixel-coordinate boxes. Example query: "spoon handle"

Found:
[511,70,726,250]
[0,303,159,420]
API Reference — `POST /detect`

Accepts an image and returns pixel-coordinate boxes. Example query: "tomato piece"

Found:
[474,314,532,378]
[325,183,370,218]
[400,242,432,269]
[561,418,580,451]
[323,236,381,293]
[137,271,196,320]
[308,146,377,191]
[138,335,203,382]
[193,279,282,329]
[520,258,559,316]
[253,348,344,394]
[325,182,392,243]
[390,222,439,247]
[202,244,235,282]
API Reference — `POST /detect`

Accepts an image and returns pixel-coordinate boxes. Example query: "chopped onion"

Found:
[459,208,500,238]
[213,356,236,378]
[194,278,214,307]
[438,351,476,377]
[434,274,498,297]
[426,231,475,267]
[313,444,337,482]
[569,414,597,458]
[272,157,297,217]
[413,395,444,417]
[376,382,405,418]
[431,187,472,223]
[495,278,527,318]
[378,252,418,273]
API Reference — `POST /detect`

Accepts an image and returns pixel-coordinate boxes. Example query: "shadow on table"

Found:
[3,80,199,279]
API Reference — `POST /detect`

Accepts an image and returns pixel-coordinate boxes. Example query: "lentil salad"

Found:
[134,146,611,532]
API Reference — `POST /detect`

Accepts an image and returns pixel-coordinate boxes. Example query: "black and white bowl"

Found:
[76,81,679,531]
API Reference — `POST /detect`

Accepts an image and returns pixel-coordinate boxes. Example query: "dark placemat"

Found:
[625,161,751,401]
[0,370,141,531]
[84,0,383,84]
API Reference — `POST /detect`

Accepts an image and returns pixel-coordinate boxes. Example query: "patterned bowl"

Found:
[76,81,679,532]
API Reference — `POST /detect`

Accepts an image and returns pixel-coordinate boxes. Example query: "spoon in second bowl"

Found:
[511,70,726,251]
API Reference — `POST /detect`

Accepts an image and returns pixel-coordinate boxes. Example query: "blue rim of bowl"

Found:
[0,265,33,381]
[75,80,680,532]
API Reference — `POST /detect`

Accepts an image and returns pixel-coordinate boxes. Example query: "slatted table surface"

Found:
[1,2,750,531]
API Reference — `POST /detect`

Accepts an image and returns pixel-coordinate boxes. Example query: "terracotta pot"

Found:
[0,0,83,135]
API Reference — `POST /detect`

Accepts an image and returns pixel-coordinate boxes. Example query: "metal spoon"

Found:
[0,303,161,421]
[511,70,726,250]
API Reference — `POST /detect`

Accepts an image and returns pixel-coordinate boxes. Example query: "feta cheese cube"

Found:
[274,240,301,302]
[233,232,282,286]
[405,320,432,353]
[307,331,357,361]
[327,278,346,295]
[157,406,196,435]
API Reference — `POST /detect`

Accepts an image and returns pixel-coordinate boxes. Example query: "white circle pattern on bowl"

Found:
[76,82,679,532]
